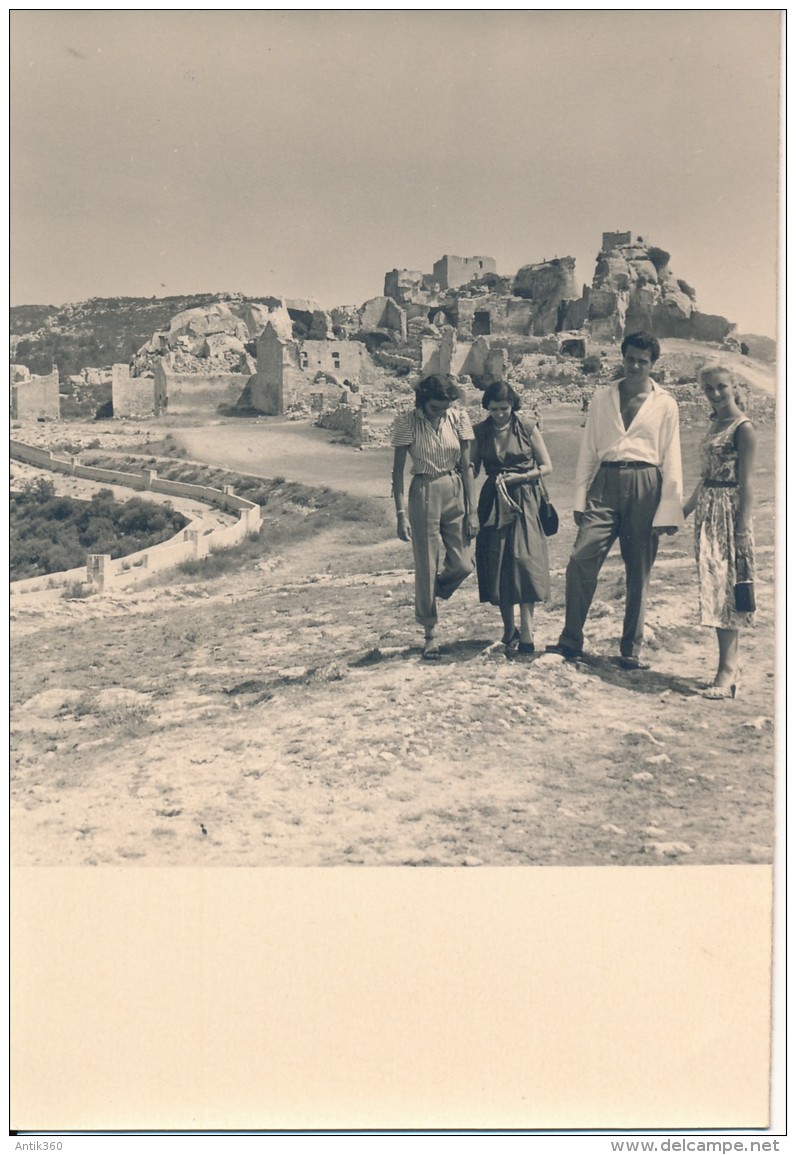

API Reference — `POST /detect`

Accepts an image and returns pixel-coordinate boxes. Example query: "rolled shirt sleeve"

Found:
[652,397,684,528]
[391,410,414,447]
[573,406,600,514]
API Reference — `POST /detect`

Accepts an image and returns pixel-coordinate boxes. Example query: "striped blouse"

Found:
[391,407,475,477]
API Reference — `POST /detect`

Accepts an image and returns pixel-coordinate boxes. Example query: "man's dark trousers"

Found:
[559,463,662,658]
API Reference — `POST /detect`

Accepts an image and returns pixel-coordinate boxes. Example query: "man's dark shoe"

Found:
[617,655,651,670]
[545,642,583,661]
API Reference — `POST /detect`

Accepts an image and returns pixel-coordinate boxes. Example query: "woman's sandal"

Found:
[509,640,535,659]
[701,667,740,699]
[702,681,738,700]
[502,628,520,651]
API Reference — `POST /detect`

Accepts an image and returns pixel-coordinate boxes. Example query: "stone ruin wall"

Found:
[11,370,60,420]
[152,360,250,415]
[432,255,498,290]
[111,364,158,418]
[453,297,534,339]
[316,404,364,444]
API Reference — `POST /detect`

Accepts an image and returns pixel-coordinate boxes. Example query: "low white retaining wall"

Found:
[10,441,262,594]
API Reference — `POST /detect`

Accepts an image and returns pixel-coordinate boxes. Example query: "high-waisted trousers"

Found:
[559,464,662,658]
[408,472,473,626]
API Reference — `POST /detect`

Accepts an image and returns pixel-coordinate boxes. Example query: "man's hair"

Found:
[481,380,521,412]
[621,331,661,363]
[414,373,462,409]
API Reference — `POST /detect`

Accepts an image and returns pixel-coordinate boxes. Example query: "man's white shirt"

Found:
[573,379,684,527]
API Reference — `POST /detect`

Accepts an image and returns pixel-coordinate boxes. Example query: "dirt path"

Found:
[172,418,396,499]
[11,413,776,866]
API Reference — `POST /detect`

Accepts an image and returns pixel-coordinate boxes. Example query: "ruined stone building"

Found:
[10,366,60,420]
[432,254,497,289]
[384,252,586,344]
[385,237,735,363]
[247,309,382,416]
[67,232,739,422]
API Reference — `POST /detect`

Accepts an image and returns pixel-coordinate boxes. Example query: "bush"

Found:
[62,581,93,600]
[9,486,188,580]
[582,354,602,375]
[647,247,671,273]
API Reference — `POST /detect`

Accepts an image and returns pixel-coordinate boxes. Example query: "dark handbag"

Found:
[734,582,756,613]
[537,476,559,537]
[734,537,756,612]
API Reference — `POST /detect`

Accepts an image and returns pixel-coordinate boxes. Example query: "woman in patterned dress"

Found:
[391,374,478,660]
[683,363,757,699]
[471,381,553,655]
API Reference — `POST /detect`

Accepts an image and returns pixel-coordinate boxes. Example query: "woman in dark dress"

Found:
[472,381,553,654]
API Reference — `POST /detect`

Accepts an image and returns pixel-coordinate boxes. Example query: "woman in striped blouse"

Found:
[391,374,478,659]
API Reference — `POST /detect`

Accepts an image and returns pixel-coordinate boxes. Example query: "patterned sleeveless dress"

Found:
[694,415,755,629]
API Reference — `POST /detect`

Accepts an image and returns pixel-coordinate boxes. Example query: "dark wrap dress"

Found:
[474,415,551,606]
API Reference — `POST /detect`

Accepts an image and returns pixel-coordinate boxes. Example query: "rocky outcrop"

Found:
[358,296,407,340]
[512,257,579,336]
[588,233,735,343]
[384,269,438,308]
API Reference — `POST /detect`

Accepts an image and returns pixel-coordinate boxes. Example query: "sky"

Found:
[10,10,782,336]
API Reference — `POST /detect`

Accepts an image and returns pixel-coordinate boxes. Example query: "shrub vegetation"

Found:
[10,479,188,580]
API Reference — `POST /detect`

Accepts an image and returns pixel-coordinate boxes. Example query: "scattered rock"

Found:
[645,753,672,765]
[648,841,693,857]
[610,724,664,747]
[744,716,773,731]
[632,771,655,783]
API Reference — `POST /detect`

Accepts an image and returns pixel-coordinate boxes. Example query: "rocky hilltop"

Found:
[9,293,239,379]
[587,231,734,344]
[10,231,775,400]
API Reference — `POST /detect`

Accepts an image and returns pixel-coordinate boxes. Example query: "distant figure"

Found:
[580,390,590,427]
[547,331,683,669]
[391,374,477,659]
[472,381,553,655]
[682,363,756,699]
[740,342,750,356]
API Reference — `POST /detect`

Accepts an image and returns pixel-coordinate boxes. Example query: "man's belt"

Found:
[600,460,657,470]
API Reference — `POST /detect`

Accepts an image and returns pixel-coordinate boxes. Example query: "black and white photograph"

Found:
[10,9,782,1136]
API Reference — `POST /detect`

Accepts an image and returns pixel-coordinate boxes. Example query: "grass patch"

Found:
[176,535,265,579]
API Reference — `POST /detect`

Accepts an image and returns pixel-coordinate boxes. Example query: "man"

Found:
[547,331,683,669]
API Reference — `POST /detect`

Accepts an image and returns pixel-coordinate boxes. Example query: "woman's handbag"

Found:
[734,537,756,612]
[537,476,559,537]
